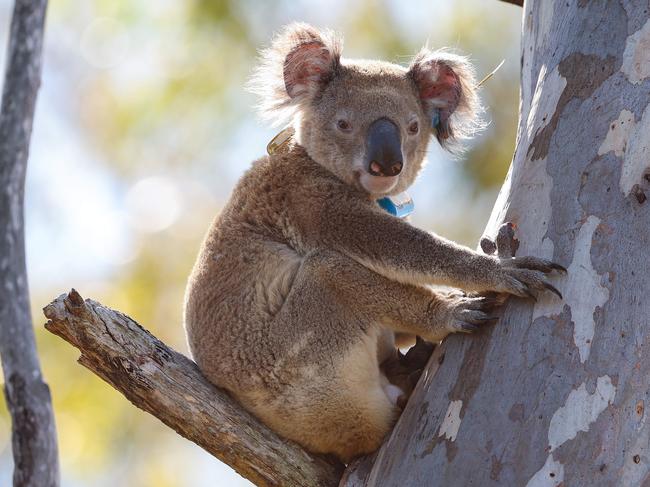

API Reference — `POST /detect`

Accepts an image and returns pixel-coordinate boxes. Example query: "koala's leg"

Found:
[251,250,496,461]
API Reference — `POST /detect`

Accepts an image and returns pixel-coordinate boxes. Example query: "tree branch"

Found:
[0,1,58,486]
[43,290,344,487]
[498,0,523,6]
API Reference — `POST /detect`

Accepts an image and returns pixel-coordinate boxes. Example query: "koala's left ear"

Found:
[408,49,483,152]
[248,23,342,126]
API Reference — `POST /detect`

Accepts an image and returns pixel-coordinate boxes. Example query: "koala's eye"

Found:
[408,121,419,135]
[336,119,352,132]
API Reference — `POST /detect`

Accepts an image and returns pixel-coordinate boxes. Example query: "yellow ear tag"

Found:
[266,126,295,155]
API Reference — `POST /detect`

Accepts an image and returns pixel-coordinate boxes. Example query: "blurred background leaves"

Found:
[0,0,521,485]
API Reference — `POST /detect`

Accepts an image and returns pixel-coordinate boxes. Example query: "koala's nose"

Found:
[365,117,403,177]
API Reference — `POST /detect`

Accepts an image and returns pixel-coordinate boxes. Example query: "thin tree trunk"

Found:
[0,1,58,486]
[342,1,650,485]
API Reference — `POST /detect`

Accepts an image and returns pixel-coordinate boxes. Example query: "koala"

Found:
[183,23,565,463]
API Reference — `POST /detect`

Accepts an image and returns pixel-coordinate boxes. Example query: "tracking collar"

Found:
[377,192,414,218]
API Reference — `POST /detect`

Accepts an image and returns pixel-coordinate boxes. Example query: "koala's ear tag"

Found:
[377,192,414,218]
[267,126,295,155]
[431,110,441,131]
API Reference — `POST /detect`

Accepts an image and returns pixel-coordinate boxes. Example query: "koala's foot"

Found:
[380,337,435,409]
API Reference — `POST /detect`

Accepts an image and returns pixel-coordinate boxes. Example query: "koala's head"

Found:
[249,23,483,196]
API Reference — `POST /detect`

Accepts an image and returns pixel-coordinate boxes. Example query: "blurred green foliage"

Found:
[0,0,521,485]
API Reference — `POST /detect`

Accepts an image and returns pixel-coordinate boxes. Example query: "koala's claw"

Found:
[511,256,567,274]
[475,315,500,322]
[457,317,499,334]
[542,282,563,299]
[447,296,501,334]
[459,323,479,333]
[497,257,565,300]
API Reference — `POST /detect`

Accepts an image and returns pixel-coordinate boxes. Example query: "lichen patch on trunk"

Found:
[622,19,650,85]
[525,454,564,487]
[526,65,566,143]
[548,375,616,451]
[619,104,650,196]
[568,216,610,362]
[528,53,616,161]
[438,400,463,442]
[598,109,635,158]
[598,106,650,197]
[532,216,609,359]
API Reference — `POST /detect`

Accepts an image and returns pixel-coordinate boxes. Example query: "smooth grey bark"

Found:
[342,1,650,486]
[0,1,58,486]
[44,290,344,487]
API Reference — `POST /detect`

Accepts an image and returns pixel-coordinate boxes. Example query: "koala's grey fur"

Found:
[184,23,563,462]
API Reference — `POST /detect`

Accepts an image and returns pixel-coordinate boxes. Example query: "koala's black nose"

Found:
[365,117,403,177]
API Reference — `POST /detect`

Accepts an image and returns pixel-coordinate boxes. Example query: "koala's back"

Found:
[184,147,346,391]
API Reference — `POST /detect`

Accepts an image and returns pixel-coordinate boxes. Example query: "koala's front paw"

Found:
[494,257,566,300]
[444,294,501,334]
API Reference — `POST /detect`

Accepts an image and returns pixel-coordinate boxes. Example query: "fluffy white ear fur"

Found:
[247,23,342,127]
[408,48,484,153]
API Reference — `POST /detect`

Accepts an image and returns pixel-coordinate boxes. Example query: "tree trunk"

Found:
[343,1,650,485]
[0,1,58,486]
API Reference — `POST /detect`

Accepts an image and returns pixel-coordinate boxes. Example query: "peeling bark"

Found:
[43,290,344,487]
[0,1,59,486]
[342,1,650,485]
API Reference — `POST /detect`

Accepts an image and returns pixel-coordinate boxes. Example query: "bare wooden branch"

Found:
[498,0,523,6]
[0,1,58,486]
[43,290,343,487]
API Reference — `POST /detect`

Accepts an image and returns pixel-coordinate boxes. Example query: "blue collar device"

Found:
[376,192,414,218]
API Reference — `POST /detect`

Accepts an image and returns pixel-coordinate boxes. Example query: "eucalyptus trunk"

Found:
[342,1,650,485]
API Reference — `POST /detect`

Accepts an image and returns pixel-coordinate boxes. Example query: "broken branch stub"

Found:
[43,289,344,487]
[481,222,519,258]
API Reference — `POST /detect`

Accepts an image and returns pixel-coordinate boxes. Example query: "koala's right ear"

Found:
[408,49,484,153]
[248,23,342,126]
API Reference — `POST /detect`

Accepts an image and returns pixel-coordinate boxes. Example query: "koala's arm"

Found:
[296,249,499,343]
[297,197,564,298]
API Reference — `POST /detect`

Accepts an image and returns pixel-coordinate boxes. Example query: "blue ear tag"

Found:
[431,110,440,130]
[377,192,415,218]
